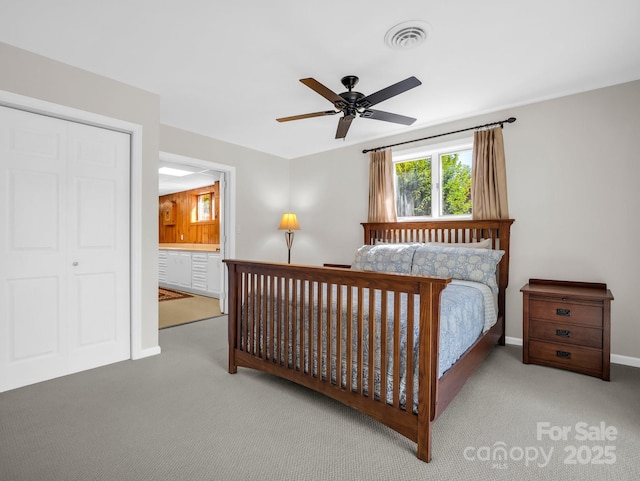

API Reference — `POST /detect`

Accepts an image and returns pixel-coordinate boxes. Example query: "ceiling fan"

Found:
[276,75,422,139]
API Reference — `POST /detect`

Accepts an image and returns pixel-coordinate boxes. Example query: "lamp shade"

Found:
[278,212,300,231]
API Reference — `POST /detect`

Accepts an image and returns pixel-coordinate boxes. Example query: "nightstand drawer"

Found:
[528,340,602,374]
[529,298,603,327]
[529,320,602,349]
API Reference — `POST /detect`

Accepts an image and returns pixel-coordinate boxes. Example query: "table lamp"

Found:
[278,213,300,264]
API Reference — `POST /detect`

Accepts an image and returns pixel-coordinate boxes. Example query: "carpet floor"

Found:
[0,317,638,481]
[158,290,222,329]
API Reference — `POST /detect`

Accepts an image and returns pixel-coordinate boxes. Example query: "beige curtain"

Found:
[368,149,397,222]
[472,127,509,219]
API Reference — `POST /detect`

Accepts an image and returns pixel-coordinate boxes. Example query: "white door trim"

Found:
[0,89,149,360]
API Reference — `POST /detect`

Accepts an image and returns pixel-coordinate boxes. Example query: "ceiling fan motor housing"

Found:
[338,90,365,107]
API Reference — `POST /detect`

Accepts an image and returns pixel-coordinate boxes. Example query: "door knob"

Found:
[72,262,79,266]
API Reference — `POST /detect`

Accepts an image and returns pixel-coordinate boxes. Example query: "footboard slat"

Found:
[368,289,375,399]
[345,285,352,393]
[392,292,401,408]
[406,293,415,412]
[335,285,342,388]
[380,291,388,405]
[356,287,364,395]
[316,281,323,379]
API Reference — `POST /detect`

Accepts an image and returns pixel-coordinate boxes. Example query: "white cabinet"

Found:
[191,253,208,291]
[159,249,221,297]
[206,253,222,296]
[167,251,192,287]
[158,250,168,282]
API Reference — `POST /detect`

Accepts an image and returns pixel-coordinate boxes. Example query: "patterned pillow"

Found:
[411,245,505,292]
[426,238,492,249]
[351,244,419,274]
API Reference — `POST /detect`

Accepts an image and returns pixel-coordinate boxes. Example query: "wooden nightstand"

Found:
[521,279,613,381]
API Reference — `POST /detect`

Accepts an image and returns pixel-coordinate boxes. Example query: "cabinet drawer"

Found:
[192,253,208,263]
[529,320,602,349]
[528,340,602,374]
[529,298,603,327]
[192,263,207,274]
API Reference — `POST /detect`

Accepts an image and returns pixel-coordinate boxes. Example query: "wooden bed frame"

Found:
[224,219,514,462]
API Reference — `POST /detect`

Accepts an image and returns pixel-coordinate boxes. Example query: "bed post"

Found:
[417,281,447,462]
[224,260,238,374]
[496,219,514,346]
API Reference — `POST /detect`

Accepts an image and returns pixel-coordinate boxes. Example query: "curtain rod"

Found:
[362,117,516,154]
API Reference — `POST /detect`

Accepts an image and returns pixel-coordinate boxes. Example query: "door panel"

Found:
[1,108,68,390]
[67,121,130,372]
[9,170,59,250]
[76,272,117,346]
[75,178,117,248]
[0,106,130,392]
[9,277,60,360]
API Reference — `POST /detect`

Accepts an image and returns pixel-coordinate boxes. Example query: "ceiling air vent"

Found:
[384,21,430,50]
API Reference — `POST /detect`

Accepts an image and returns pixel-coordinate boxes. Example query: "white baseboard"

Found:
[132,345,161,360]
[505,336,523,346]
[610,353,640,368]
[504,337,640,368]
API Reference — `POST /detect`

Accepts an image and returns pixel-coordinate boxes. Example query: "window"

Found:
[197,193,212,221]
[393,139,473,219]
[191,191,215,223]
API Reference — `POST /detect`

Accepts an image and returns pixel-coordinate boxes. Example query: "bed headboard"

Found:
[362,219,515,341]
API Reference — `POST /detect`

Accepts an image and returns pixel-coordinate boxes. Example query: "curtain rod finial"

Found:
[506,117,516,123]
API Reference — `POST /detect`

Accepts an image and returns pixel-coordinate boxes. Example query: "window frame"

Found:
[392,137,474,220]
[190,189,216,224]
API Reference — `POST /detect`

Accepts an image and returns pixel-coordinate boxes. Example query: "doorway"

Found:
[158,151,235,327]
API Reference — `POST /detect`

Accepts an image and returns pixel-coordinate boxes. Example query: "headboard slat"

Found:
[362,219,515,345]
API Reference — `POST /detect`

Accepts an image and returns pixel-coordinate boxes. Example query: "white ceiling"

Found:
[1,1,639,160]
[158,160,221,196]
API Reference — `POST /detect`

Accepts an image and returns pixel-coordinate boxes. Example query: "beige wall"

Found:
[0,42,161,353]
[159,124,291,262]
[291,80,640,361]
[2,39,638,363]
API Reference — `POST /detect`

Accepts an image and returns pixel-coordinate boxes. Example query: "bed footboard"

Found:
[224,259,450,462]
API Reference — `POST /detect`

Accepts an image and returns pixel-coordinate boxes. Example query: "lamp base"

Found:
[284,230,295,264]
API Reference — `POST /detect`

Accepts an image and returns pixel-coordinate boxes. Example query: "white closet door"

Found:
[0,106,131,392]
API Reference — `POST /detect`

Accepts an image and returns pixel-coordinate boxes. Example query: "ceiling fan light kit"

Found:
[277,75,422,139]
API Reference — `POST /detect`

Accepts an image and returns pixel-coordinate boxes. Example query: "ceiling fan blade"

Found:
[276,110,338,122]
[335,115,354,139]
[300,78,346,107]
[357,76,422,109]
[361,109,417,125]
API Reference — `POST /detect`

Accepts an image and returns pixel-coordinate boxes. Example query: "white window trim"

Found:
[393,137,473,220]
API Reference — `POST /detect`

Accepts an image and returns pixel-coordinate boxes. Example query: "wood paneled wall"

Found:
[159,183,220,244]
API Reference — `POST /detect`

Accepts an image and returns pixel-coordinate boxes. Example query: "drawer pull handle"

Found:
[556,350,572,360]
[556,329,571,338]
[556,308,571,317]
